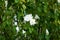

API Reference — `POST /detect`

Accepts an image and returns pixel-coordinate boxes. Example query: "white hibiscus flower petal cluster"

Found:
[24,14,40,26]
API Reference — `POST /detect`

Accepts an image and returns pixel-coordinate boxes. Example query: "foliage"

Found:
[0,0,60,40]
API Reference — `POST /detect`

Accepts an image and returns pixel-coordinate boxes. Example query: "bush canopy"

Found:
[0,0,60,40]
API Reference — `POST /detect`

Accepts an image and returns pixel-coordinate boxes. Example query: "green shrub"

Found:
[0,0,60,40]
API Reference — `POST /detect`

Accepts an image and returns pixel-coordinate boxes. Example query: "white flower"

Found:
[22,30,26,34]
[15,18,17,21]
[5,0,8,8]
[14,22,17,25]
[30,19,36,25]
[14,15,17,21]
[35,14,40,19]
[23,14,37,25]
[46,29,49,35]
[14,15,17,19]
[16,26,19,33]
[24,14,33,22]
[58,0,60,3]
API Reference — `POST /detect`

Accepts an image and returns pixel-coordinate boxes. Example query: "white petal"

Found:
[22,30,26,34]
[46,29,49,35]
[58,0,60,3]
[14,15,17,19]
[35,14,40,19]
[5,1,8,8]
[24,16,30,21]
[30,19,36,25]
[14,22,17,25]
[16,26,19,33]
[15,18,17,21]
[24,14,33,22]
[14,15,17,21]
